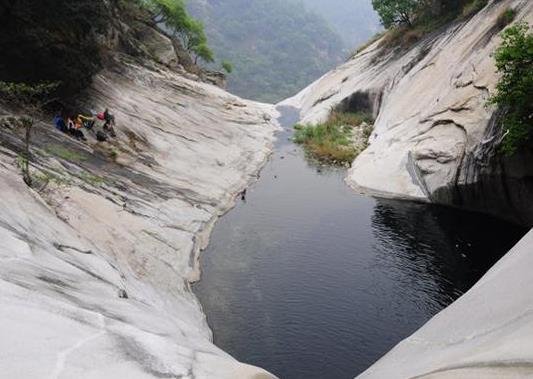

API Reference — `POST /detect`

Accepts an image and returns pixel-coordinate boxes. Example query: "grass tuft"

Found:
[293,111,373,165]
[352,31,386,57]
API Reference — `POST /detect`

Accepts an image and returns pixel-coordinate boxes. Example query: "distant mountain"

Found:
[298,0,383,50]
[188,0,345,103]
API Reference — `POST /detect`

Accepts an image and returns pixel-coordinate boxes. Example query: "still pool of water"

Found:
[193,107,526,379]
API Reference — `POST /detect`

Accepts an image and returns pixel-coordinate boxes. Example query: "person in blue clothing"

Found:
[53,113,68,133]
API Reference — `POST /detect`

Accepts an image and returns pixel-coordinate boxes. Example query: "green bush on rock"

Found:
[139,0,214,64]
[488,23,533,156]
[368,0,491,51]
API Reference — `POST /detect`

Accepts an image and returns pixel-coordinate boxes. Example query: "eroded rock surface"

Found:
[0,56,278,378]
[282,0,533,225]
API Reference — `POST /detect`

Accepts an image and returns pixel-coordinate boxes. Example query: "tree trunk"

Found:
[22,118,32,187]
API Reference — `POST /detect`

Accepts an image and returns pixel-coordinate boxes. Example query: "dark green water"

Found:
[194,106,526,379]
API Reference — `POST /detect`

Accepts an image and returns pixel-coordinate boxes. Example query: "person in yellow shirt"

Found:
[77,114,95,130]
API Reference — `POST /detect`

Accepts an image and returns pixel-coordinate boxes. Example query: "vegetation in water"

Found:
[488,23,533,156]
[294,111,373,165]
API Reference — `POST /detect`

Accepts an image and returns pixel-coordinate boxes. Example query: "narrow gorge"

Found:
[0,0,532,379]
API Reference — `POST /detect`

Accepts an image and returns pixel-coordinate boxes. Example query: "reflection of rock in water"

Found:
[371,199,526,310]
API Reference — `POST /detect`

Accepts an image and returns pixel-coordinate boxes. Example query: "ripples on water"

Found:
[194,107,526,379]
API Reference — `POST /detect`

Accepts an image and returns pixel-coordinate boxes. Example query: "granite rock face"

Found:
[282,0,533,225]
[0,56,278,378]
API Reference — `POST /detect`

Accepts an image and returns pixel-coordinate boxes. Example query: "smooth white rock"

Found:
[0,59,279,379]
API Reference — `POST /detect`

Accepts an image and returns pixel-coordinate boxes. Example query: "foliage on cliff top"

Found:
[489,23,533,156]
[370,0,489,50]
[139,0,214,64]
[372,0,419,28]
[294,111,373,165]
[0,82,60,106]
[0,0,107,98]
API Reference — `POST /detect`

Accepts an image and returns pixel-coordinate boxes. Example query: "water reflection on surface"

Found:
[193,107,526,379]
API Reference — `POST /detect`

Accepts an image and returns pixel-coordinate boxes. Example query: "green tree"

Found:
[488,23,533,155]
[192,42,215,64]
[0,81,59,186]
[371,0,420,28]
[142,0,214,64]
[221,60,233,74]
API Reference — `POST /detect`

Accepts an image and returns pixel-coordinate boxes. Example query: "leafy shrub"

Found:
[221,61,234,74]
[0,81,59,105]
[372,0,420,28]
[488,23,533,155]
[140,0,214,63]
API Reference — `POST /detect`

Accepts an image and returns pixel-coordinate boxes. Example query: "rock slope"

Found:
[356,228,533,379]
[0,53,278,379]
[282,0,533,225]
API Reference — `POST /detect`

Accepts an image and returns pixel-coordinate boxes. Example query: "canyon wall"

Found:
[283,0,533,226]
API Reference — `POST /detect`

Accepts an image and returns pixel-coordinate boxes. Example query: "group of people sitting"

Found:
[53,108,117,142]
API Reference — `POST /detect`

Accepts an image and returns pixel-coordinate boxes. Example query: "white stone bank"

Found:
[0,58,279,378]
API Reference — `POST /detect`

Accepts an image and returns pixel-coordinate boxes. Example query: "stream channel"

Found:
[193,106,526,379]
